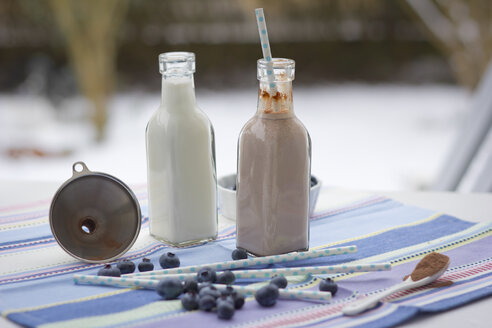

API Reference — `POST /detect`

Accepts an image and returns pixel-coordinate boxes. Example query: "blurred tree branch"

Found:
[48,0,128,140]
[403,0,492,89]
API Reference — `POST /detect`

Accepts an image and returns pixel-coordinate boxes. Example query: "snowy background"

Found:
[0,84,469,191]
[1,0,487,192]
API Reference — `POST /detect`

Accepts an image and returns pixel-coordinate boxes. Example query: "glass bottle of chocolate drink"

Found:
[236,58,311,256]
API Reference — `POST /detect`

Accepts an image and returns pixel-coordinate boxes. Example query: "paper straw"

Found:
[130,262,392,281]
[228,263,391,279]
[213,283,332,302]
[73,275,331,302]
[74,274,159,289]
[124,246,358,278]
[255,8,276,94]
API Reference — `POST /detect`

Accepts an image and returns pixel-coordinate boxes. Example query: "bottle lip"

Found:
[159,52,196,75]
[257,58,295,69]
[257,58,295,81]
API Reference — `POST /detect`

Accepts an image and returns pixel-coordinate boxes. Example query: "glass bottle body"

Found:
[146,52,217,246]
[236,58,311,256]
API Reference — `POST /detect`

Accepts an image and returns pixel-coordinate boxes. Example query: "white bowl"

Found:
[218,174,322,221]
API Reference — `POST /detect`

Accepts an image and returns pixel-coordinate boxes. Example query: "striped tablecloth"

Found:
[1,187,491,328]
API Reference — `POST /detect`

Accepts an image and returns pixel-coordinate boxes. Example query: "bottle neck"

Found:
[256,80,294,119]
[160,74,196,113]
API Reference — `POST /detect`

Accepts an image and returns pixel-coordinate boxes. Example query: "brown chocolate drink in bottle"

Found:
[236,58,311,256]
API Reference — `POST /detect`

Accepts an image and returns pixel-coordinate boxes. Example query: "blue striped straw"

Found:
[122,262,391,281]
[255,8,276,93]
[124,246,358,278]
[73,275,332,302]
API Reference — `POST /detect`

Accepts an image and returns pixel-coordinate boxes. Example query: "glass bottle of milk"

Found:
[236,58,311,256]
[146,52,217,246]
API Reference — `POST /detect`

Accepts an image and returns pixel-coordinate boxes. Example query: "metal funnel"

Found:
[49,162,141,263]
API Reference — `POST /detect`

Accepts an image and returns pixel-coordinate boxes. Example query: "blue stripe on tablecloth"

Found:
[354,305,418,328]
[0,209,47,221]
[332,214,473,258]
[0,236,53,248]
[0,224,53,245]
[277,214,474,268]
[309,202,436,244]
[418,281,492,312]
[6,289,161,327]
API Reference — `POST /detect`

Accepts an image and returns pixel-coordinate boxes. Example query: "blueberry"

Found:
[117,260,136,274]
[216,270,235,284]
[232,248,248,260]
[310,176,317,187]
[197,267,216,283]
[198,282,212,291]
[217,301,235,320]
[98,264,121,277]
[198,294,216,311]
[255,284,279,307]
[159,252,180,269]
[156,278,183,300]
[138,258,154,272]
[270,276,288,288]
[199,285,220,299]
[220,286,235,297]
[319,278,337,295]
[230,292,245,309]
[217,294,234,307]
[183,278,198,293]
[231,184,236,191]
[181,292,199,311]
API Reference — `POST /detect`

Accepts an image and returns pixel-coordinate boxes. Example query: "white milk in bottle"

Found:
[146,52,217,245]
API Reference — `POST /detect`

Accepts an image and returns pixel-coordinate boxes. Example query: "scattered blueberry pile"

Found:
[96,248,338,321]
[169,271,287,319]
[155,277,245,320]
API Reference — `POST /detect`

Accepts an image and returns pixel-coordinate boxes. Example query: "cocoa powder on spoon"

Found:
[403,252,453,287]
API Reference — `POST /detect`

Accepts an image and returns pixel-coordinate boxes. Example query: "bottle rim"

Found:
[159,52,196,75]
[257,58,295,81]
[257,58,295,69]
[159,52,195,63]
